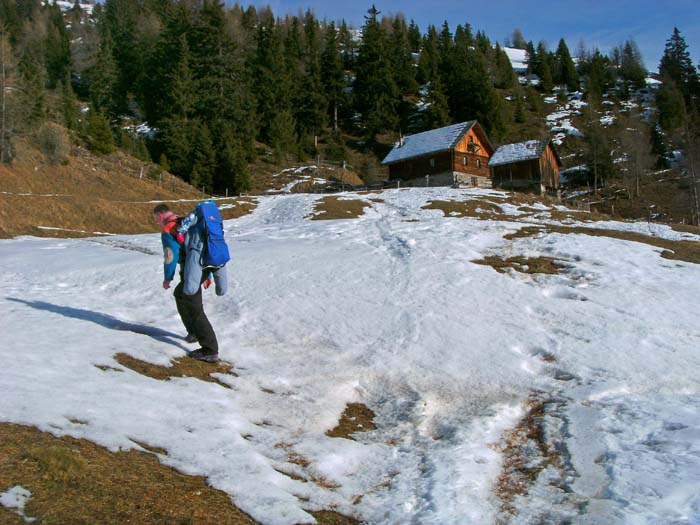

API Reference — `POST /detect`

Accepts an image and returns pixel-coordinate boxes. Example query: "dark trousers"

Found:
[174,280,218,354]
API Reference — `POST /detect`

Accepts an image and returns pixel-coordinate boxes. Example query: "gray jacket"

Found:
[182,225,228,297]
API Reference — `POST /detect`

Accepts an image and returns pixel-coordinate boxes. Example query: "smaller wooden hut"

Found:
[489,139,562,193]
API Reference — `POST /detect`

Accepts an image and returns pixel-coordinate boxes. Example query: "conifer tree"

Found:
[85,110,115,154]
[493,43,516,89]
[555,38,578,92]
[253,21,288,144]
[446,33,504,138]
[389,17,418,96]
[620,40,646,89]
[436,21,453,87]
[16,27,46,131]
[536,42,553,92]
[321,21,345,131]
[657,80,687,132]
[89,29,118,117]
[422,76,450,130]
[525,40,537,75]
[189,121,216,192]
[353,5,399,138]
[296,11,327,150]
[407,19,421,53]
[59,73,79,130]
[338,21,356,71]
[417,25,438,85]
[659,27,700,105]
[45,3,71,89]
[0,24,16,162]
[102,0,141,115]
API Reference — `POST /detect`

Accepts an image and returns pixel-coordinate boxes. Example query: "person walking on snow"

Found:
[153,203,226,362]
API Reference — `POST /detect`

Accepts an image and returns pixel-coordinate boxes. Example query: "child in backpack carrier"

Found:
[177,200,229,297]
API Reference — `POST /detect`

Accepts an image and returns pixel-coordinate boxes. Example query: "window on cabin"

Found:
[462,156,468,166]
[476,159,482,168]
[429,158,435,168]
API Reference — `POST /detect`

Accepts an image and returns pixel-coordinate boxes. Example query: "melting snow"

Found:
[1,188,699,524]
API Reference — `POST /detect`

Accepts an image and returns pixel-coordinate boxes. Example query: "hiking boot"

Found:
[188,348,219,362]
[184,333,198,343]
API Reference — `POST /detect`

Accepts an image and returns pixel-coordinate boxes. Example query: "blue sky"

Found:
[247,0,700,72]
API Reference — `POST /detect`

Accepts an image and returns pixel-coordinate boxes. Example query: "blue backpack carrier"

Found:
[194,200,230,269]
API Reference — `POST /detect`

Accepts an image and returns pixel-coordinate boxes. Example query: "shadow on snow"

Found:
[7,297,188,351]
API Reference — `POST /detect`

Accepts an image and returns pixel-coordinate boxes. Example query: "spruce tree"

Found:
[16,29,46,131]
[189,121,216,192]
[423,76,450,130]
[620,40,646,89]
[86,110,115,154]
[555,38,578,92]
[659,27,700,104]
[45,3,71,89]
[407,19,421,53]
[321,21,345,131]
[297,11,327,150]
[89,29,118,117]
[390,17,418,96]
[417,25,439,85]
[353,5,399,138]
[494,43,516,89]
[0,25,16,162]
[59,73,79,130]
[536,42,553,92]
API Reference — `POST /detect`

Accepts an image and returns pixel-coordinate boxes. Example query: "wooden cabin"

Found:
[489,139,562,194]
[382,121,495,187]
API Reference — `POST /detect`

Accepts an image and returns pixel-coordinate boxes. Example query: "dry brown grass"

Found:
[502,222,700,265]
[113,353,236,389]
[326,404,377,440]
[310,197,370,220]
[503,226,547,240]
[0,423,258,524]
[422,199,510,221]
[472,256,566,275]
[0,139,257,239]
[670,223,700,235]
[495,396,559,520]
[246,159,364,195]
[546,225,700,264]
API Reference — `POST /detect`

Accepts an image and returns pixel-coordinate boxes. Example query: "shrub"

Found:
[36,123,71,164]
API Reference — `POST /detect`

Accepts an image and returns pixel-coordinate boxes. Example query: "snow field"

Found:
[1,188,699,524]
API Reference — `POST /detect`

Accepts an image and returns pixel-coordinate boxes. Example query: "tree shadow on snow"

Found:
[7,298,188,351]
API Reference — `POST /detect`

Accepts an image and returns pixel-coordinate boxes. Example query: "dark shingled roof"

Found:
[489,139,561,168]
[382,121,477,165]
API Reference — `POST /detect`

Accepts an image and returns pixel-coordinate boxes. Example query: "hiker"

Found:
[153,203,227,362]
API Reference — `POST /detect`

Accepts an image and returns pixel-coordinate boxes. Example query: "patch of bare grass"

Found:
[422,199,510,221]
[503,226,546,240]
[472,255,565,275]
[547,225,700,264]
[0,423,258,524]
[311,197,370,220]
[548,209,612,223]
[503,222,700,265]
[495,396,560,520]
[670,223,700,236]
[326,403,377,439]
[217,197,258,221]
[113,353,235,389]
